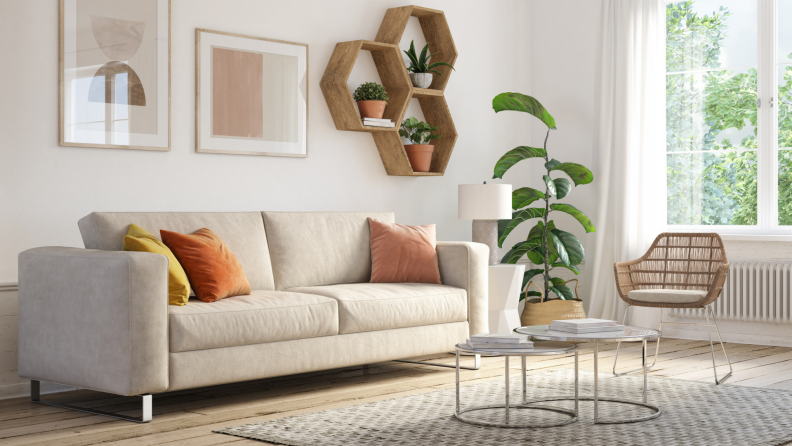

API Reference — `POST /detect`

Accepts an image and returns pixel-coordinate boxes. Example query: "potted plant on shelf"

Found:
[400,116,440,172]
[491,92,595,326]
[353,82,389,119]
[403,40,455,89]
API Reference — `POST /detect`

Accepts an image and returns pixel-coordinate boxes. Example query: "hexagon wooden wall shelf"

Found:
[320,5,457,176]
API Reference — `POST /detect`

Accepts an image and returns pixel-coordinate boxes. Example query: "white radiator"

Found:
[669,261,792,324]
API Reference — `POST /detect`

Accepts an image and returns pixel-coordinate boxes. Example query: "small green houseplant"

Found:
[403,40,455,89]
[492,92,595,324]
[353,82,389,120]
[400,116,441,172]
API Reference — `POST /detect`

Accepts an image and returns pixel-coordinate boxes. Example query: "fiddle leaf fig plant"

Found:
[399,116,441,145]
[403,40,455,75]
[492,92,595,303]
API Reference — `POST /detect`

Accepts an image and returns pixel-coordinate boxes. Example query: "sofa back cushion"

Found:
[262,212,395,290]
[78,212,275,290]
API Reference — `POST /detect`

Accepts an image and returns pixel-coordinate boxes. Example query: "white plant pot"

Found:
[410,73,433,89]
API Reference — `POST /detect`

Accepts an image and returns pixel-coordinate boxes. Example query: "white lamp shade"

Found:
[458,184,512,220]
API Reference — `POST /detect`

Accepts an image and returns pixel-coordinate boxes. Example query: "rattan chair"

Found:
[612,233,733,384]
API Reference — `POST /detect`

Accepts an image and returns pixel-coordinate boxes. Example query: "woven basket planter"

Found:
[520,298,586,326]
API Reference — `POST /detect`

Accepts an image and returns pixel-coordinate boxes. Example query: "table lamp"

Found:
[458,183,512,264]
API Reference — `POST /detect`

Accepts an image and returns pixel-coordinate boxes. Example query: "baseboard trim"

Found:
[0,283,18,292]
[663,323,792,348]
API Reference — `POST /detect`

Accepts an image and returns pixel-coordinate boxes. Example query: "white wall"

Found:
[506,0,602,305]
[0,0,532,398]
[0,0,532,285]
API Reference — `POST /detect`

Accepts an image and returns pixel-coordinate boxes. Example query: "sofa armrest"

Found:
[18,247,169,396]
[436,241,489,336]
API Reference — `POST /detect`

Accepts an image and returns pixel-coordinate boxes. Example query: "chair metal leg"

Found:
[31,380,152,423]
[705,305,733,385]
[613,306,662,377]
[396,354,481,370]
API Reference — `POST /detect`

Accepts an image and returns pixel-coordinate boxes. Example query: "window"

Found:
[665,0,792,234]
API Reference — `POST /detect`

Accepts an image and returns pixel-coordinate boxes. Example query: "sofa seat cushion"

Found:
[168,290,338,352]
[287,283,467,335]
[628,289,707,304]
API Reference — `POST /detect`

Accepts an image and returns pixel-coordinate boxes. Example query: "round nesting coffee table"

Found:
[454,341,579,428]
[514,325,662,424]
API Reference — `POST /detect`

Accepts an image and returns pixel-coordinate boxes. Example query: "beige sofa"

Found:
[18,212,488,421]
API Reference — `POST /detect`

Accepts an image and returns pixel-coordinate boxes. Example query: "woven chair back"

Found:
[631,233,728,291]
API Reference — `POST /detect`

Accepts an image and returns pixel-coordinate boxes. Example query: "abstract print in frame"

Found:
[59,0,170,151]
[196,29,308,157]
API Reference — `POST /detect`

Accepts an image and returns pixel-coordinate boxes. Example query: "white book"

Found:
[467,339,533,349]
[551,318,619,329]
[469,333,529,343]
[549,324,625,334]
[362,117,393,123]
[362,121,396,128]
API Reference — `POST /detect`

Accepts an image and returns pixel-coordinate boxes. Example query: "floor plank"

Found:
[0,338,787,445]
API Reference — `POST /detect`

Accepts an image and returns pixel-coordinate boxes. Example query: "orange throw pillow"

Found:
[368,218,441,284]
[160,228,251,303]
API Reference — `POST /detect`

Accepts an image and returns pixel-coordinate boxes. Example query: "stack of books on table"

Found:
[548,318,625,334]
[466,333,534,350]
[362,117,395,128]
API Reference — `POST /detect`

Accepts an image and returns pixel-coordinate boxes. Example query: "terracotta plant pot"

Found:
[404,144,434,172]
[356,100,386,119]
[520,298,586,327]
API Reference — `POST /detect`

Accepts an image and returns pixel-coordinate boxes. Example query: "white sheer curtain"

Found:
[584,0,666,326]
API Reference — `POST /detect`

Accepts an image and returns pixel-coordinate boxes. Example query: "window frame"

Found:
[663,0,792,236]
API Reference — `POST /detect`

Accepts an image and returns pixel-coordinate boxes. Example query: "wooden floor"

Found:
[1,338,791,445]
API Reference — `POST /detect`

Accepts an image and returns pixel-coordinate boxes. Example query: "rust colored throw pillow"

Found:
[368,218,441,284]
[160,228,251,303]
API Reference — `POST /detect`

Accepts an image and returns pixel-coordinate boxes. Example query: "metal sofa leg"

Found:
[396,353,481,370]
[705,305,733,385]
[31,380,153,423]
[613,306,662,377]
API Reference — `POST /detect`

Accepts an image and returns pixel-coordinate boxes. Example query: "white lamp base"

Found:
[488,264,525,334]
[472,219,499,265]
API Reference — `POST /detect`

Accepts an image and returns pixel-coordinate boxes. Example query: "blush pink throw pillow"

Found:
[368,218,441,284]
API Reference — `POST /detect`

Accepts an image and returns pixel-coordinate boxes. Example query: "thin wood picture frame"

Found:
[195,28,309,157]
[59,0,171,151]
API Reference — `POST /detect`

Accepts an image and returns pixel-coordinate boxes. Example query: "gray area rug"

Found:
[214,370,792,446]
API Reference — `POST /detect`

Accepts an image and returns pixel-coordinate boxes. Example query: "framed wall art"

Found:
[196,28,308,157]
[59,0,170,151]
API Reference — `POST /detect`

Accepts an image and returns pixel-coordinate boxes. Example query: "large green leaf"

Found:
[552,263,580,275]
[550,163,594,186]
[493,146,547,179]
[550,203,596,233]
[501,239,543,264]
[549,284,574,300]
[542,175,557,197]
[545,158,561,170]
[520,291,543,302]
[553,178,572,199]
[548,232,570,266]
[492,92,557,129]
[527,220,556,242]
[525,249,545,265]
[521,268,545,291]
[497,208,547,248]
[512,187,545,209]
[549,277,566,287]
[550,228,585,265]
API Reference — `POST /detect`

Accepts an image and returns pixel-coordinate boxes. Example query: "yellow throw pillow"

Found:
[122,224,191,306]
